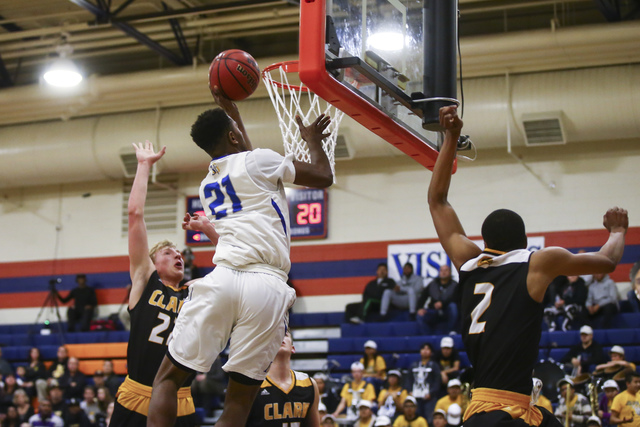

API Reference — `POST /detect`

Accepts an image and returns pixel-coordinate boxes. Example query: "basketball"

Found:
[209,49,260,101]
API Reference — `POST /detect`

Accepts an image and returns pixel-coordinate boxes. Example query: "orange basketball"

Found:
[209,50,260,101]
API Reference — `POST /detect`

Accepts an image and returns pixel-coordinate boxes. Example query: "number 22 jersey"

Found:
[459,249,543,396]
[199,149,296,280]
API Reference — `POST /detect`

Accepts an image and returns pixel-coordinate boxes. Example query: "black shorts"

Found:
[464,406,562,427]
[110,400,199,427]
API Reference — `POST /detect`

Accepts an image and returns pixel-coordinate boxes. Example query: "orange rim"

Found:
[262,60,309,92]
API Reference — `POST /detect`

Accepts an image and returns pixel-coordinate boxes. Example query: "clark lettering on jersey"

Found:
[148,289,185,314]
[263,402,310,420]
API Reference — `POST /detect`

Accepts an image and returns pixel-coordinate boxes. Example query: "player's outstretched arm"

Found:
[128,141,166,309]
[428,106,481,271]
[292,115,333,188]
[307,378,321,427]
[211,85,253,151]
[182,212,219,245]
[528,207,628,301]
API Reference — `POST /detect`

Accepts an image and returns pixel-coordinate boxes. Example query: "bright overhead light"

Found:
[44,58,83,87]
[367,31,407,51]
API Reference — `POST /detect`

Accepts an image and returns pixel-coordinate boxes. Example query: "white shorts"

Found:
[168,266,296,381]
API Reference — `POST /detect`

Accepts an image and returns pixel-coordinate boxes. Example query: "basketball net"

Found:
[262,61,344,181]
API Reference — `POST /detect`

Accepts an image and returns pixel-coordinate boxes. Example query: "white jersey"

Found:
[199,148,295,280]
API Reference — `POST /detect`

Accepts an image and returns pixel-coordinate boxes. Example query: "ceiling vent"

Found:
[334,134,353,160]
[121,175,179,236]
[521,112,566,146]
[119,151,138,178]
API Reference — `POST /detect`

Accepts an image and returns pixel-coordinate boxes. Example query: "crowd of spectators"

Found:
[0,347,121,427]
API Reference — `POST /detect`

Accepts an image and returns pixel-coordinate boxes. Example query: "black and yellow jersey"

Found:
[460,249,542,395]
[246,370,315,426]
[127,271,190,386]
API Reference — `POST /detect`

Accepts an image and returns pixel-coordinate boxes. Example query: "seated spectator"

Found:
[55,273,98,332]
[23,347,47,401]
[63,397,91,427]
[314,373,341,415]
[374,415,392,426]
[191,357,226,417]
[95,401,114,427]
[560,325,607,375]
[59,357,86,400]
[554,378,591,427]
[345,263,396,323]
[0,347,13,378]
[431,409,447,427]
[46,346,68,384]
[101,360,121,397]
[594,345,636,374]
[417,265,459,335]
[610,372,640,425]
[360,340,387,384]
[434,337,460,384]
[2,405,20,427]
[0,374,20,407]
[434,379,463,415]
[587,415,602,427]
[381,262,422,320]
[627,261,640,313]
[377,370,408,420]
[332,362,376,421]
[92,370,106,389]
[392,396,427,427]
[80,386,99,425]
[543,275,588,331]
[321,414,338,427]
[356,400,375,427]
[598,379,619,427]
[48,381,68,420]
[586,273,619,329]
[12,389,34,425]
[14,365,26,386]
[406,343,441,424]
[28,399,63,427]
[446,402,462,427]
[95,386,113,416]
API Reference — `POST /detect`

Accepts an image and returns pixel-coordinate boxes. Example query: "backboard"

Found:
[299,0,459,170]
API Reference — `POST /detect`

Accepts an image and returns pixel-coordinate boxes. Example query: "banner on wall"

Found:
[387,237,545,281]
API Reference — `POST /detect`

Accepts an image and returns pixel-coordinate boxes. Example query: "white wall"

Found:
[1,139,639,264]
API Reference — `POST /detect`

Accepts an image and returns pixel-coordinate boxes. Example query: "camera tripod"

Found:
[31,280,66,342]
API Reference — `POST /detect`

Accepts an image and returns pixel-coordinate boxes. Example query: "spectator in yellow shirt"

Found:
[356,400,376,427]
[393,396,428,427]
[361,340,387,380]
[610,372,640,427]
[432,409,447,427]
[333,362,377,421]
[435,379,463,414]
[378,370,408,420]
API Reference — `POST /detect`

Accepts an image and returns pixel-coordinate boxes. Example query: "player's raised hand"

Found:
[211,85,239,116]
[182,212,212,232]
[296,114,331,145]
[603,207,628,233]
[439,105,463,134]
[132,140,166,165]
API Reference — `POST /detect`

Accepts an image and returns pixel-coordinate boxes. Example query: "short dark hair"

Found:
[75,274,86,281]
[421,343,433,351]
[481,209,527,252]
[404,262,414,270]
[377,263,388,269]
[626,371,640,383]
[190,108,233,156]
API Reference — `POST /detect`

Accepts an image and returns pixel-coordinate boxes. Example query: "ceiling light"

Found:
[43,40,83,88]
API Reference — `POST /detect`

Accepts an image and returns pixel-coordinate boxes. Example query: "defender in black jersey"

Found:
[246,331,320,427]
[110,141,219,427]
[427,106,628,427]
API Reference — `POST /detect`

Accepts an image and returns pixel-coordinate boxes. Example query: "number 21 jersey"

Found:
[199,149,295,280]
[459,249,542,395]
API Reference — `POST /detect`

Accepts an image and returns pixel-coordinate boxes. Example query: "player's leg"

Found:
[213,374,262,426]
[148,356,193,427]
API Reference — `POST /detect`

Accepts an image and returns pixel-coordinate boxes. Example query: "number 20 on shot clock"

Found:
[287,188,328,240]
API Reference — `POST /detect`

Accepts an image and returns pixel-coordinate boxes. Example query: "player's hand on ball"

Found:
[211,85,239,117]
[439,105,463,134]
[296,114,331,145]
[603,207,628,233]
[132,140,166,165]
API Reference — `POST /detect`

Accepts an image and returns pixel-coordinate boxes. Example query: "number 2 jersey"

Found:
[459,249,542,396]
[127,271,189,386]
[245,370,316,426]
[199,149,296,280]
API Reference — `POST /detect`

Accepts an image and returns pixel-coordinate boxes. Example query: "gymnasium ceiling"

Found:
[0,0,638,90]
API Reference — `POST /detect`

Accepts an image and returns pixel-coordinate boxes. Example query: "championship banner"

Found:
[387,237,545,281]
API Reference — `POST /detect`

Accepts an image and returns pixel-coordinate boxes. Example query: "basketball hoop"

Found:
[262,60,344,180]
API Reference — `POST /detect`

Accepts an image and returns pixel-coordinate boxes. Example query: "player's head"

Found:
[149,240,184,280]
[190,108,247,157]
[481,209,527,252]
[277,330,295,358]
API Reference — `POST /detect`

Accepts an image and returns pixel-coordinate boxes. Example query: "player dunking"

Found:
[245,331,321,427]
[111,141,218,427]
[147,89,333,427]
[428,106,628,427]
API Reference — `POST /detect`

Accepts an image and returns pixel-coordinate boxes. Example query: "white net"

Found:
[262,62,344,179]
